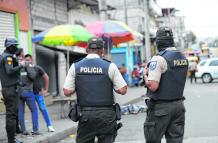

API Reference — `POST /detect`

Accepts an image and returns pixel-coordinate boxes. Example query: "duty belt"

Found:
[150,97,185,104]
[81,106,114,111]
[2,83,18,88]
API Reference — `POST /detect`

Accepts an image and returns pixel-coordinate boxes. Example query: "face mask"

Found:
[8,45,18,54]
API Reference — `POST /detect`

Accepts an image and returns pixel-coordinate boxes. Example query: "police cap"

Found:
[87,37,104,49]
[4,37,19,48]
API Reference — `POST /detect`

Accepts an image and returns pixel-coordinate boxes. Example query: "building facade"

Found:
[68,1,99,25]
[106,0,161,84]
[0,0,32,55]
[30,0,69,96]
[31,0,102,96]
[107,0,161,57]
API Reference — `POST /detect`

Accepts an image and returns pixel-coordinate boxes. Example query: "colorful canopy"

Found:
[86,20,142,45]
[32,24,93,47]
[114,21,143,39]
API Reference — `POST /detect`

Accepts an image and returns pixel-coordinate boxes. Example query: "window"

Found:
[0,11,16,54]
[199,61,207,66]
[209,60,218,66]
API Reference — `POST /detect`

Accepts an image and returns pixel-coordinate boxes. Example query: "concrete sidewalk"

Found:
[0,86,146,143]
[115,136,218,143]
[15,119,77,143]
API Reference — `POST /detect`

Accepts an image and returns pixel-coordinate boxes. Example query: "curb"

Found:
[35,127,77,143]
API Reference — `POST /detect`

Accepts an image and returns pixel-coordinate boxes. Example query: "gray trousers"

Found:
[144,100,185,143]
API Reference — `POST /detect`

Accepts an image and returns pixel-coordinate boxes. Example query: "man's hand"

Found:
[115,85,127,95]
[19,60,29,67]
[63,88,75,97]
[19,60,25,66]
[41,88,48,96]
[143,66,149,85]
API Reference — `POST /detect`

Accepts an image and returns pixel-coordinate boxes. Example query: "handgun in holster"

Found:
[113,103,123,132]
[68,103,82,122]
[112,122,123,142]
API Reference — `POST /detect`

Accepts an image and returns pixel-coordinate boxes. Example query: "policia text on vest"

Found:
[80,67,103,74]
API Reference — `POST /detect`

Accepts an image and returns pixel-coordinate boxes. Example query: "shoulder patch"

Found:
[7,57,13,65]
[149,61,157,70]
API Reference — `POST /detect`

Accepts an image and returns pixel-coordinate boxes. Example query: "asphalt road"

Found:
[58,79,218,143]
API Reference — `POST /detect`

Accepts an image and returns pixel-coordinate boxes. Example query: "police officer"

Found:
[0,38,23,143]
[63,37,127,143]
[143,27,188,143]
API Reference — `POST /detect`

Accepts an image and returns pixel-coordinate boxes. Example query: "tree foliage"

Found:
[186,31,197,44]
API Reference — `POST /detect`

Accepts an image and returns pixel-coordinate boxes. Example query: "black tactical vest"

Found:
[75,58,114,107]
[147,50,188,101]
[0,52,20,87]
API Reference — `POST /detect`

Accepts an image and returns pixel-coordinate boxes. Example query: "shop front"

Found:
[111,44,142,85]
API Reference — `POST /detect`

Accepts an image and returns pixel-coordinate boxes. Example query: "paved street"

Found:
[58,79,218,143]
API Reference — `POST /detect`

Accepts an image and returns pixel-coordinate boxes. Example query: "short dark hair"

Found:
[25,54,32,59]
[15,48,23,56]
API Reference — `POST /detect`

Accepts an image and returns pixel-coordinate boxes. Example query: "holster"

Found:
[68,103,82,122]
[16,85,21,95]
[145,99,154,111]
[113,103,121,121]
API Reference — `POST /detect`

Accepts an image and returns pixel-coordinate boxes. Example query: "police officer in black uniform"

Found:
[63,37,127,143]
[0,38,23,143]
[143,27,188,143]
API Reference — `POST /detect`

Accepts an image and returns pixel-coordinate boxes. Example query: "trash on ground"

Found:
[121,104,147,115]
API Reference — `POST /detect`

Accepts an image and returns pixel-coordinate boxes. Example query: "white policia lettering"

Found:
[80,67,103,73]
